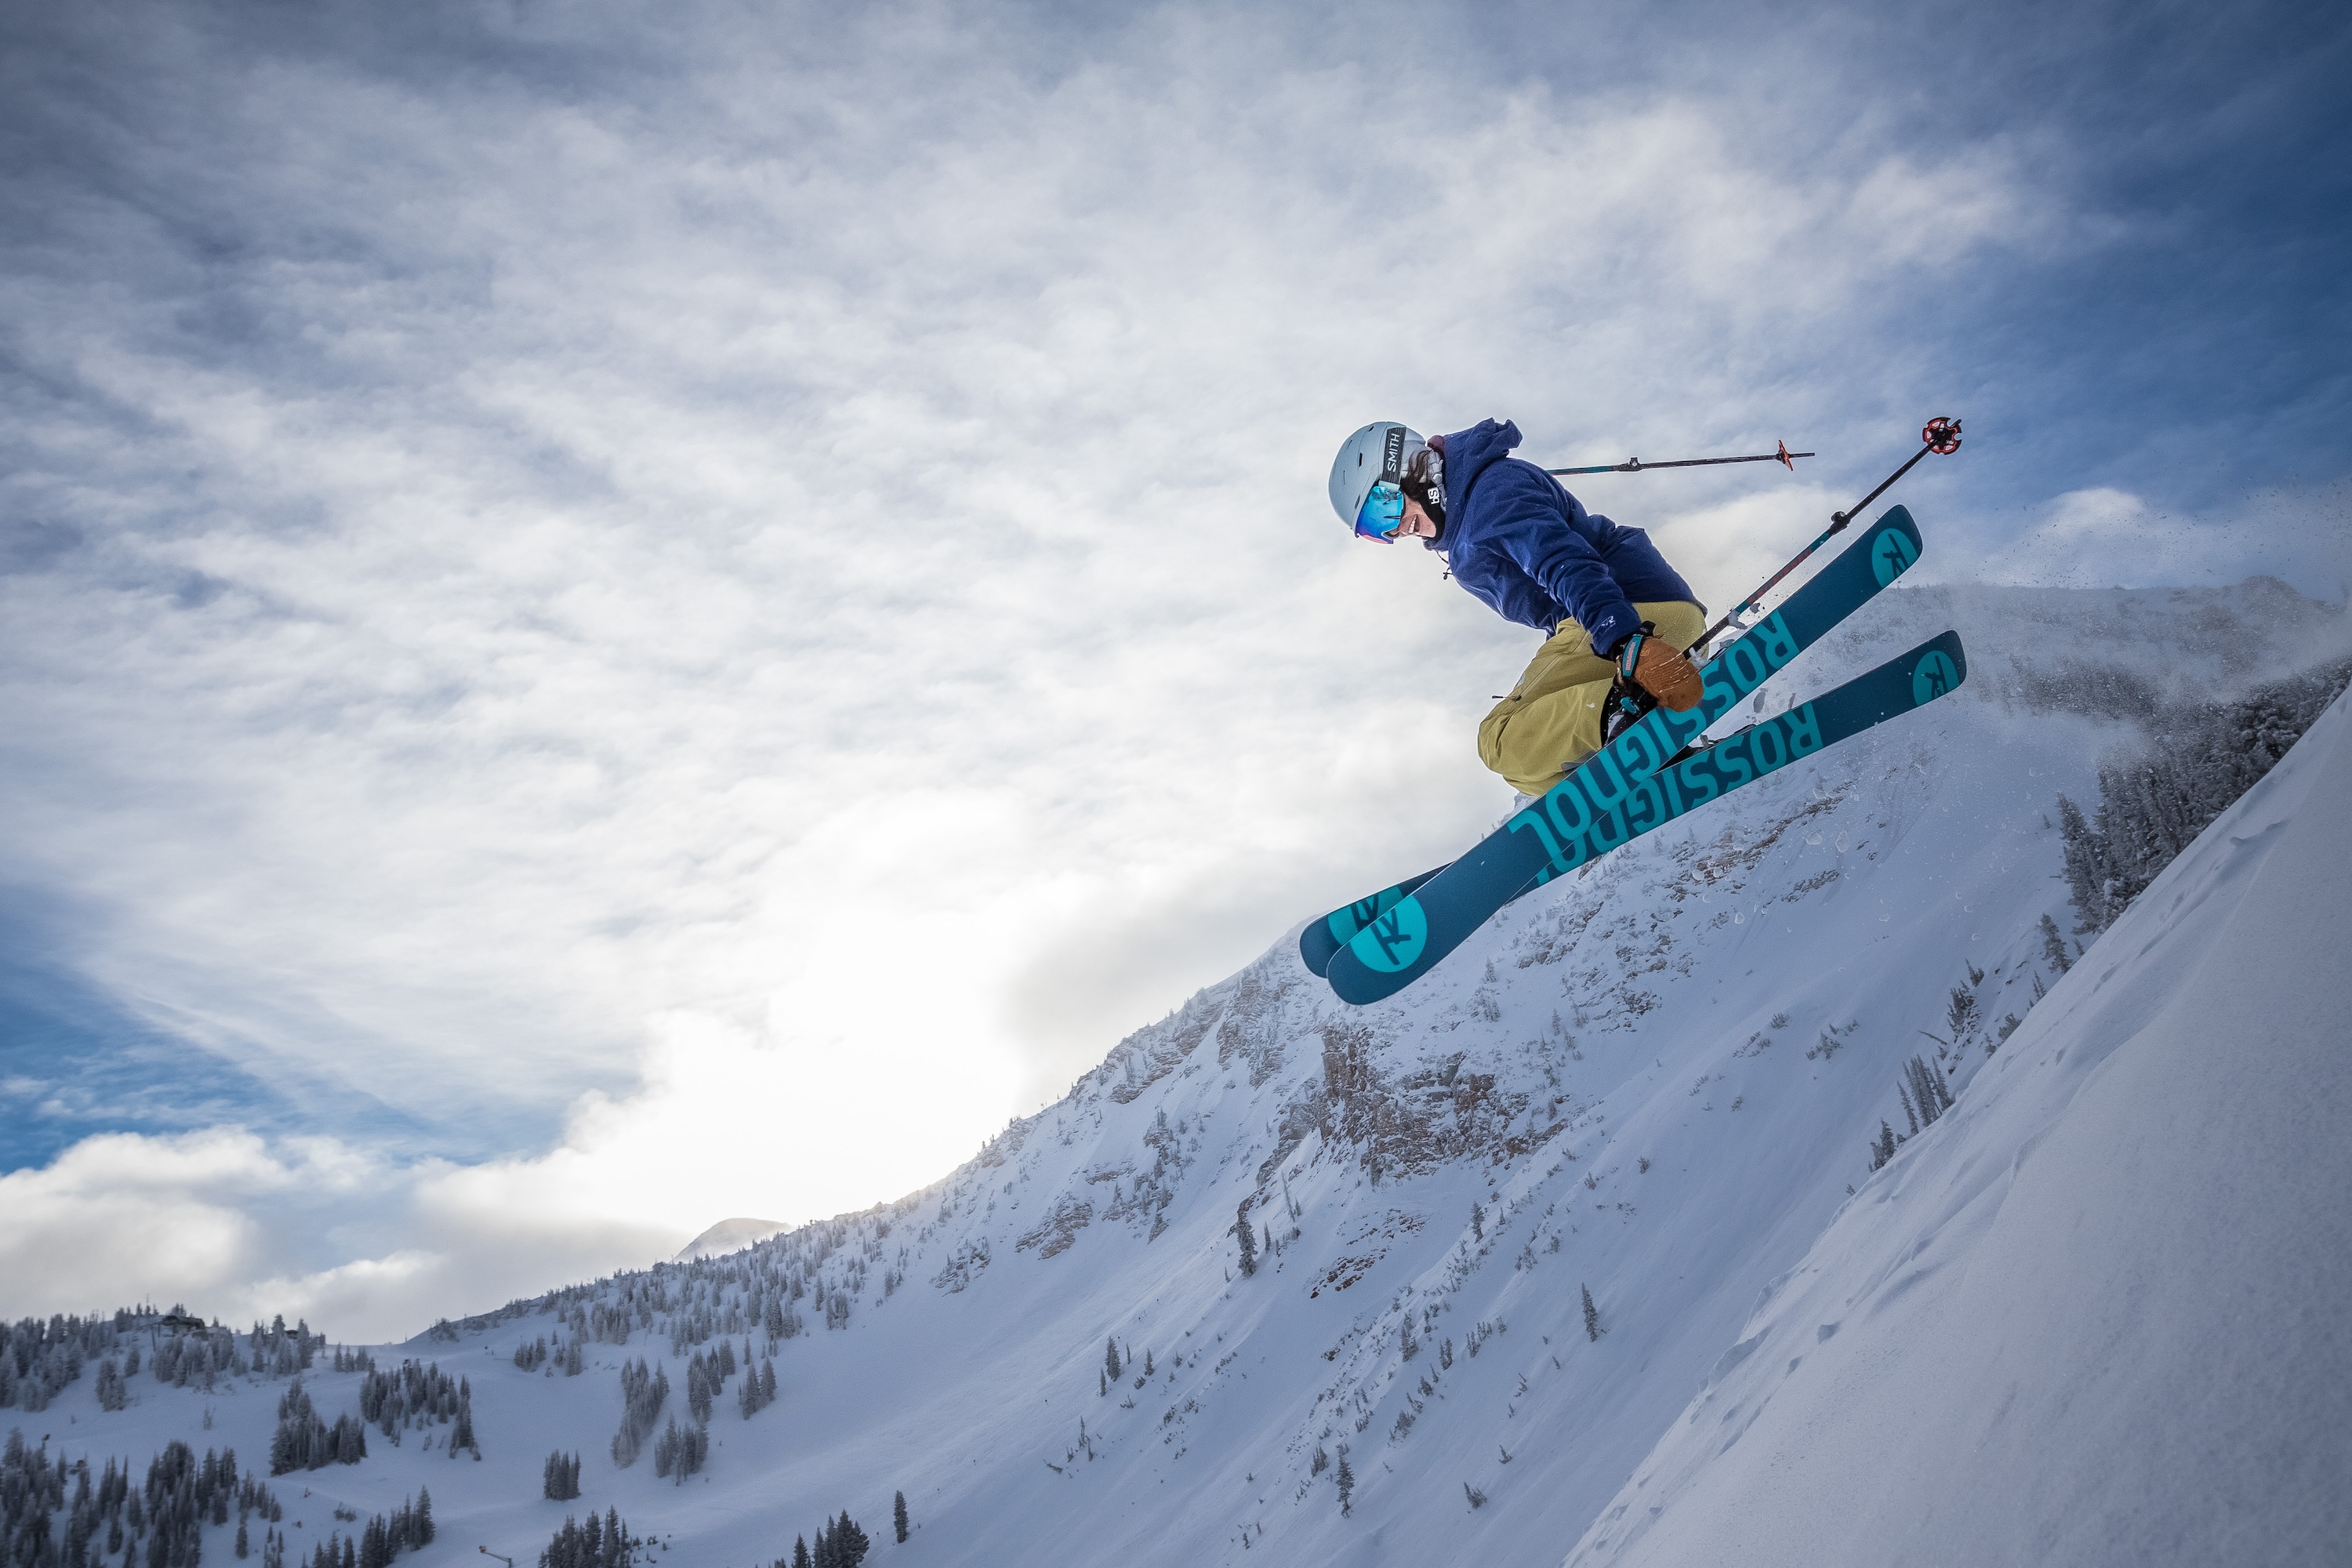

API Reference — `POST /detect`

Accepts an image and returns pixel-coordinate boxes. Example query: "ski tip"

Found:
[1860,506,1922,587]
[1324,894,1435,1004]
[1326,956,1410,1007]
[1904,629,1967,706]
[1298,867,1451,979]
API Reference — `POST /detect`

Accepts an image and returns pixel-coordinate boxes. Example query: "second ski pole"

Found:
[1545,440,1811,477]
[1697,416,1961,652]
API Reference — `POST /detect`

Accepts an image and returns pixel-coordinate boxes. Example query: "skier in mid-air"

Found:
[1329,418,1708,800]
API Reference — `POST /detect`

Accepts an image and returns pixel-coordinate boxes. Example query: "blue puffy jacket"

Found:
[1428,419,1697,657]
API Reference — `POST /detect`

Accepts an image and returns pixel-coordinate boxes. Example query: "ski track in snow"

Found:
[9,578,2349,1568]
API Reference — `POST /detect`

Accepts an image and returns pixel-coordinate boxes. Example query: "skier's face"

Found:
[1352,482,1438,543]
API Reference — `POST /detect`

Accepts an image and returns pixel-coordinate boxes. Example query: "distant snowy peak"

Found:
[675,1217,791,1261]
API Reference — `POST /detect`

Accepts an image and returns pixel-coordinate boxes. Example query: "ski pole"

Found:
[1695,416,1961,652]
[1546,439,1811,477]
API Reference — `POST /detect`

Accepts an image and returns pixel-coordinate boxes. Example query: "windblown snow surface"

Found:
[1566,651,2352,1566]
[16,576,2350,1568]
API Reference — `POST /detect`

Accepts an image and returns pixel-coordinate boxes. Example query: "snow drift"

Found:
[1569,685,2352,1567]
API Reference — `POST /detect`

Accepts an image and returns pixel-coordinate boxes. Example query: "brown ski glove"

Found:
[1616,624,1704,713]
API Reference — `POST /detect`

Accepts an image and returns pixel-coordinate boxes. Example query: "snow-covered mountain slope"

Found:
[1564,683,2352,1568]
[677,1221,790,1263]
[9,577,2346,1568]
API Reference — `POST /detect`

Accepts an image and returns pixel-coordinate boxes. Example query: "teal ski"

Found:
[1324,629,1966,1004]
[1301,505,1926,978]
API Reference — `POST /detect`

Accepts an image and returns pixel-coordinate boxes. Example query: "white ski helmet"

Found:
[1328,421,1430,541]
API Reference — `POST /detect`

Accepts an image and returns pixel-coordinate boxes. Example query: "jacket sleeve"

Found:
[1454,545,1563,633]
[1476,463,1644,655]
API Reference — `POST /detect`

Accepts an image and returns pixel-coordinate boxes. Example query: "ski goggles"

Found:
[1353,480,1407,542]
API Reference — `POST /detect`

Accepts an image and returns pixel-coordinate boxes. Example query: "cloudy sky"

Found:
[2,0,2347,1339]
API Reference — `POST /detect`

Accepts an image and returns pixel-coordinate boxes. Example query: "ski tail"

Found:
[1299,503,1926,976]
[1299,867,1446,977]
[1325,630,1968,1005]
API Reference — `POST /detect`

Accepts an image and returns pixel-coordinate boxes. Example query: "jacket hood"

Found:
[1425,419,1523,549]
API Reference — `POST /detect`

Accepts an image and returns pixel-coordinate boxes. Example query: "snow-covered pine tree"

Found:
[892,1491,908,1544]
[1904,1054,1955,1127]
[611,1359,669,1468]
[2056,794,2116,934]
[1581,1284,1602,1342]
[1234,1201,1258,1277]
[1945,985,1981,1044]
[270,1379,326,1474]
[95,1357,125,1411]
[2038,913,2072,974]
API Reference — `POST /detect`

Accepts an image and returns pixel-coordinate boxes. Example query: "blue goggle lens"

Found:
[1354,481,1405,540]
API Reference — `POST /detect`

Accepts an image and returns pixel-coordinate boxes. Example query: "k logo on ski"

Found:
[1911,648,1958,704]
[1350,898,1428,972]
[1871,526,1919,586]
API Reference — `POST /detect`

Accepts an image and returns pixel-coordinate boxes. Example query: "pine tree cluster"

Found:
[543,1451,583,1501]
[358,1361,473,1448]
[268,1379,368,1474]
[684,1342,734,1424]
[779,1512,869,1568]
[249,1316,328,1380]
[0,1308,347,1414]
[1897,1054,1955,1136]
[538,1508,641,1568]
[3,1432,289,1568]
[93,1358,127,1413]
[609,1360,670,1469]
[2058,655,2351,935]
[296,1490,432,1568]
[651,1418,708,1483]
[738,1349,778,1420]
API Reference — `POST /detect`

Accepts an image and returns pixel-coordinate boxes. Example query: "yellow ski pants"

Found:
[1477,600,1708,797]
